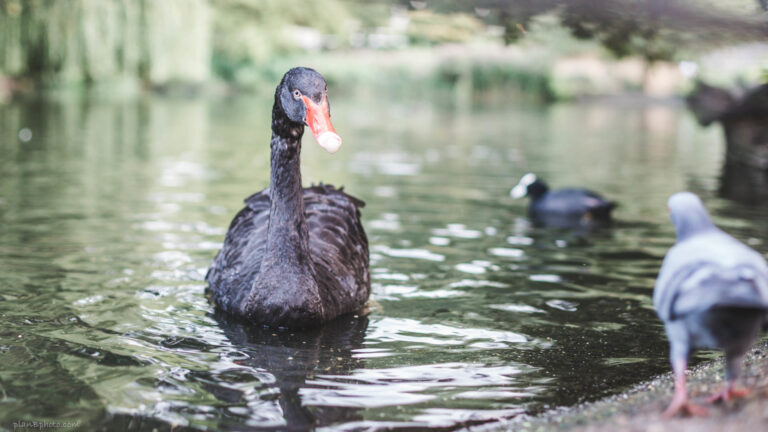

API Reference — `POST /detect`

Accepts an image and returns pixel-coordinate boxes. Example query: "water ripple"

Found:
[0,94,736,431]
[366,317,534,348]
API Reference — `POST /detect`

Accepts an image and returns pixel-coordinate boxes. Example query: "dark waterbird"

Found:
[654,192,768,417]
[207,67,370,329]
[510,173,615,228]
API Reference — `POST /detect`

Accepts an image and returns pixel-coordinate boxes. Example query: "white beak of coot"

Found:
[510,184,527,199]
[510,173,537,199]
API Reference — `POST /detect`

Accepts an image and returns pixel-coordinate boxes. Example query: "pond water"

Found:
[1,92,766,431]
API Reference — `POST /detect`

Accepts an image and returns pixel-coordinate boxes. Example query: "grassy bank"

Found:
[221,16,688,102]
[248,45,554,101]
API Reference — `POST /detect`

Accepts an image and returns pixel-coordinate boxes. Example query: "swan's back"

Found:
[206,185,370,319]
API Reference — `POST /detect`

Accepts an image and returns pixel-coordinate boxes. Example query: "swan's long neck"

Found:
[264,108,312,271]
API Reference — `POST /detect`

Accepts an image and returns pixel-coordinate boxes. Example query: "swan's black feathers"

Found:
[244,188,271,211]
[207,195,270,316]
[304,185,369,317]
[207,185,369,321]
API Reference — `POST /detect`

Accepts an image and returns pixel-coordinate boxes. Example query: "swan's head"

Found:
[278,67,342,153]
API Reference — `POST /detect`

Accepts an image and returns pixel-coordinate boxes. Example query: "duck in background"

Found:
[654,192,768,417]
[510,173,616,229]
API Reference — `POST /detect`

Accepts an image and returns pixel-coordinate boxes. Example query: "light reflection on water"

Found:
[0,93,763,430]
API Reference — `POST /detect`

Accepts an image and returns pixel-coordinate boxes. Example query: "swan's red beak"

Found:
[302,95,342,153]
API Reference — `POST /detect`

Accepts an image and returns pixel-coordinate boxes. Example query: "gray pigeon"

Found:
[654,192,768,417]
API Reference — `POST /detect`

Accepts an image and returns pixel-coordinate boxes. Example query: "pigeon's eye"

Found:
[293,89,301,100]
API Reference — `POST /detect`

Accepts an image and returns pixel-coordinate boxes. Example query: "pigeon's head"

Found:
[667,192,715,241]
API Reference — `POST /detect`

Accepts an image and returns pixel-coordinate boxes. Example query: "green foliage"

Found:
[406,10,484,45]
[2,0,760,96]
[210,0,352,88]
[435,57,553,100]
[260,45,557,103]
[0,0,210,89]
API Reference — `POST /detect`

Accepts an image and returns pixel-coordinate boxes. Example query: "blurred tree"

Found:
[389,0,768,62]
[0,0,353,90]
[2,0,766,92]
[0,0,210,89]
[210,0,352,87]
[406,9,484,45]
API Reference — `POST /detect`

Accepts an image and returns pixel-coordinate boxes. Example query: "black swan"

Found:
[510,173,615,228]
[206,67,370,329]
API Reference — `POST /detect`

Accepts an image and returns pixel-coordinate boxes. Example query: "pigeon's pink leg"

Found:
[663,358,708,418]
[707,382,750,403]
[709,352,750,403]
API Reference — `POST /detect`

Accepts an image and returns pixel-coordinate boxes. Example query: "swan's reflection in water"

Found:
[215,312,369,430]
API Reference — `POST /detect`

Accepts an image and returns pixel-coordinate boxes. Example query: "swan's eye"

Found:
[293,89,301,100]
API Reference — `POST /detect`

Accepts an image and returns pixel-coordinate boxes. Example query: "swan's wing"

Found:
[304,185,370,317]
[207,186,369,318]
[206,189,271,315]
[244,188,271,212]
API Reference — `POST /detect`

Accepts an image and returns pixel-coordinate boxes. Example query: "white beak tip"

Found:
[317,132,342,154]
[510,185,526,199]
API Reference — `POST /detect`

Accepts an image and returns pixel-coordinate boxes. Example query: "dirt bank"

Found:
[475,340,768,432]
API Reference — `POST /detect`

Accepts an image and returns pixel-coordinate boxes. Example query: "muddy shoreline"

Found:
[473,339,768,432]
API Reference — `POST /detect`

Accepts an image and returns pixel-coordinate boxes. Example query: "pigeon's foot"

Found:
[662,397,709,418]
[663,361,708,418]
[707,385,750,403]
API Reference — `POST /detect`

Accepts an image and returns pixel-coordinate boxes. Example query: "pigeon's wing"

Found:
[654,231,768,322]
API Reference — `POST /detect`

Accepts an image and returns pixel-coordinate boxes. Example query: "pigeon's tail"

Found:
[709,279,768,310]
[672,266,768,319]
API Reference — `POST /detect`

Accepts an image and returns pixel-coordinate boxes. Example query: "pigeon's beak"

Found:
[303,95,342,154]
